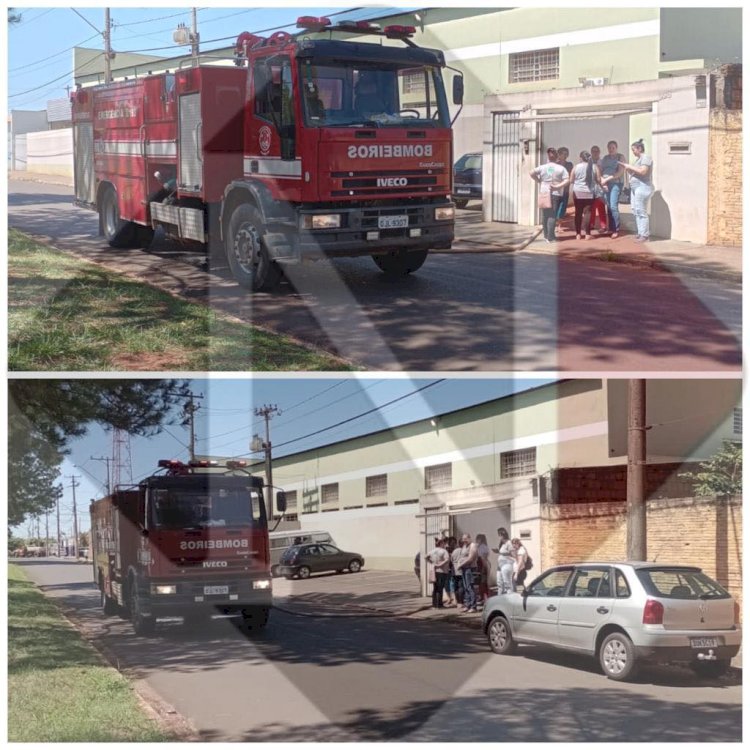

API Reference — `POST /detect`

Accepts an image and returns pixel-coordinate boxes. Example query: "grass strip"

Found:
[8,228,349,371]
[8,564,172,742]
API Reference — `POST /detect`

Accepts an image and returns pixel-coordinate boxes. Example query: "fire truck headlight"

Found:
[302,214,341,230]
[152,584,177,595]
[435,206,455,221]
[253,579,271,590]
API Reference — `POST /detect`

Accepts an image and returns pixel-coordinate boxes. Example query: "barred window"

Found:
[733,407,742,435]
[509,48,559,84]
[501,447,537,478]
[321,482,339,505]
[401,69,426,95]
[366,473,387,498]
[425,462,452,491]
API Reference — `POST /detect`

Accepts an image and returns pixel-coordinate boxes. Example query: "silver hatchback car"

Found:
[482,562,741,681]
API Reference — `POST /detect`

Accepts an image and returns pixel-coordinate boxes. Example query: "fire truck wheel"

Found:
[226,204,282,292]
[128,579,155,636]
[100,185,139,248]
[241,606,269,630]
[372,249,428,277]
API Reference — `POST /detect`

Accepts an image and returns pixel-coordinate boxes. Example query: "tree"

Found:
[9,380,189,528]
[680,441,742,497]
[8,8,22,24]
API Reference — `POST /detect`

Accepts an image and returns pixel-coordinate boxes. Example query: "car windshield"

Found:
[455,153,481,171]
[149,485,264,530]
[636,568,731,600]
[299,60,449,128]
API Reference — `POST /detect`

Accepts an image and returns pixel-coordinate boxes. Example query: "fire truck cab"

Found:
[90,459,286,635]
[72,17,463,291]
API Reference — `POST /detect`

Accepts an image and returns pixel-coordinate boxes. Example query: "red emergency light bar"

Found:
[296,16,331,31]
[189,460,219,468]
[225,460,248,470]
[158,459,185,469]
[384,24,417,39]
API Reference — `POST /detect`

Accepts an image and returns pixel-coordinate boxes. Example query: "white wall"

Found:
[27,128,73,177]
[300,504,420,571]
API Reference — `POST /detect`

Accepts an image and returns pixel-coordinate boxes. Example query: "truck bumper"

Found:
[265,202,454,263]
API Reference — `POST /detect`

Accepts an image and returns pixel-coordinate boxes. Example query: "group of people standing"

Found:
[423,528,530,613]
[530,139,654,243]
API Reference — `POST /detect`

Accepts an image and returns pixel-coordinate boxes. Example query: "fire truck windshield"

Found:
[149,485,266,530]
[300,62,449,128]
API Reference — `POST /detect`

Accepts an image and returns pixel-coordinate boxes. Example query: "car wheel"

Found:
[691,658,731,678]
[372,248,428,277]
[454,199,469,209]
[487,615,516,655]
[297,566,311,579]
[599,632,638,681]
[225,203,282,291]
[348,560,362,573]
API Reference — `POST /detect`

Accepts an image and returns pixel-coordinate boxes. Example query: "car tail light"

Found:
[642,599,664,625]
[734,601,741,625]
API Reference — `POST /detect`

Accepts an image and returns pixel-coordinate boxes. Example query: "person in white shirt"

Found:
[493,527,514,595]
[426,539,450,609]
[529,147,570,243]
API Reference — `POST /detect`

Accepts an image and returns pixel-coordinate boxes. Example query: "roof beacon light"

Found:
[158,459,184,469]
[189,459,219,468]
[384,25,417,39]
[296,16,331,31]
[226,460,248,470]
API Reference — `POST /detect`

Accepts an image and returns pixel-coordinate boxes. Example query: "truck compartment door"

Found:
[179,92,202,192]
[73,122,95,204]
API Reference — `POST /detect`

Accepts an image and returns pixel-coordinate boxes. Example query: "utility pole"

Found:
[56,489,61,556]
[626,379,647,561]
[66,475,81,559]
[191,7,200,66]
[253,405,281,516]
[104,8,112,83]
[91,455,113,495]
[45,511,50,557]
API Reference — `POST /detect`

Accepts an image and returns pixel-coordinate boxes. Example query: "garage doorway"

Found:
[491,111,521,223]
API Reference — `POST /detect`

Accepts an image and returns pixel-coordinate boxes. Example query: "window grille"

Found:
[425,462,452,491]
[402,69,426,95]
[733,408,742,434]
[321,483,339,505]
[366,473,387,498]
[501,447,537,478]
[509,48,559,84]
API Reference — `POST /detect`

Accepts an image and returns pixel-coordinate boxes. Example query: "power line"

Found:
[9,53,104,98]
[113,10,193,28]
[9,33,100,74]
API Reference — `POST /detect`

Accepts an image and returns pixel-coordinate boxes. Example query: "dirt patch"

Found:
[110,350,193,371]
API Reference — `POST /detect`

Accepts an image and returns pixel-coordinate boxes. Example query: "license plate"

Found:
[204,585,229,596]
[690,637,718,648]
[378,215,408,230]
[455,188,471,194]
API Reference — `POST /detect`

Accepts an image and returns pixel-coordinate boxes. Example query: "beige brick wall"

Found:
[541,496,742,615]
[707,107,742,247]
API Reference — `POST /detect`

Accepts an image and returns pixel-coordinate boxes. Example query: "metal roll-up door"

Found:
[491,111,521,223]
[179,92,202,192]
[73,123,95,203]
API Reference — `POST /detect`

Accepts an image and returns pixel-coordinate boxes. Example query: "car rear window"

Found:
[280,545,302,563]
[636,568,730,600]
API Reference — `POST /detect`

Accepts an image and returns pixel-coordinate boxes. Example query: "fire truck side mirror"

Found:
[276,491,288,514]
[452,75,464,106]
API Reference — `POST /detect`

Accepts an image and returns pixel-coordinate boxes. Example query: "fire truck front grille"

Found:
[330,169,446,198]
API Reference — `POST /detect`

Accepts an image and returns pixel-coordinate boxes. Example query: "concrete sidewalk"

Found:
[9,171,741,284]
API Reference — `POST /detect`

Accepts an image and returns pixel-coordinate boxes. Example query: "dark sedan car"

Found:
[453,152,482,208]
[277,543,364,579]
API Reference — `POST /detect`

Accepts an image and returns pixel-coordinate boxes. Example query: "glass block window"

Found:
[425,462,452,491]
[500,447,537,478]
[733,408,742,435]
[509,48,559,84]
[321,483,339,505]
[365,473,387,498]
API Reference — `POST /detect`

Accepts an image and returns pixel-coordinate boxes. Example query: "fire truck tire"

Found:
[372,249,428,277]
[241,606,269,630]
[100,186,139,248]
[226,204,282,291]
[128,578,155,636]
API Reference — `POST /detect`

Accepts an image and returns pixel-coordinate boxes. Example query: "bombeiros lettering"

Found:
[180,539,249,550]
[347,144,433,159]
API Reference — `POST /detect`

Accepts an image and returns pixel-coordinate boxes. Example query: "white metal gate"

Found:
[73,124,94,203]
[491,111,521,223]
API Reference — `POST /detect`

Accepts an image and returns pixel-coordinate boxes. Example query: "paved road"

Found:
[8,181,741,371]
[16,560,742,742]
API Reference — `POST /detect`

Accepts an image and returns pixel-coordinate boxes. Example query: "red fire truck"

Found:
[71,17,463,291]
[90,459,286,635]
